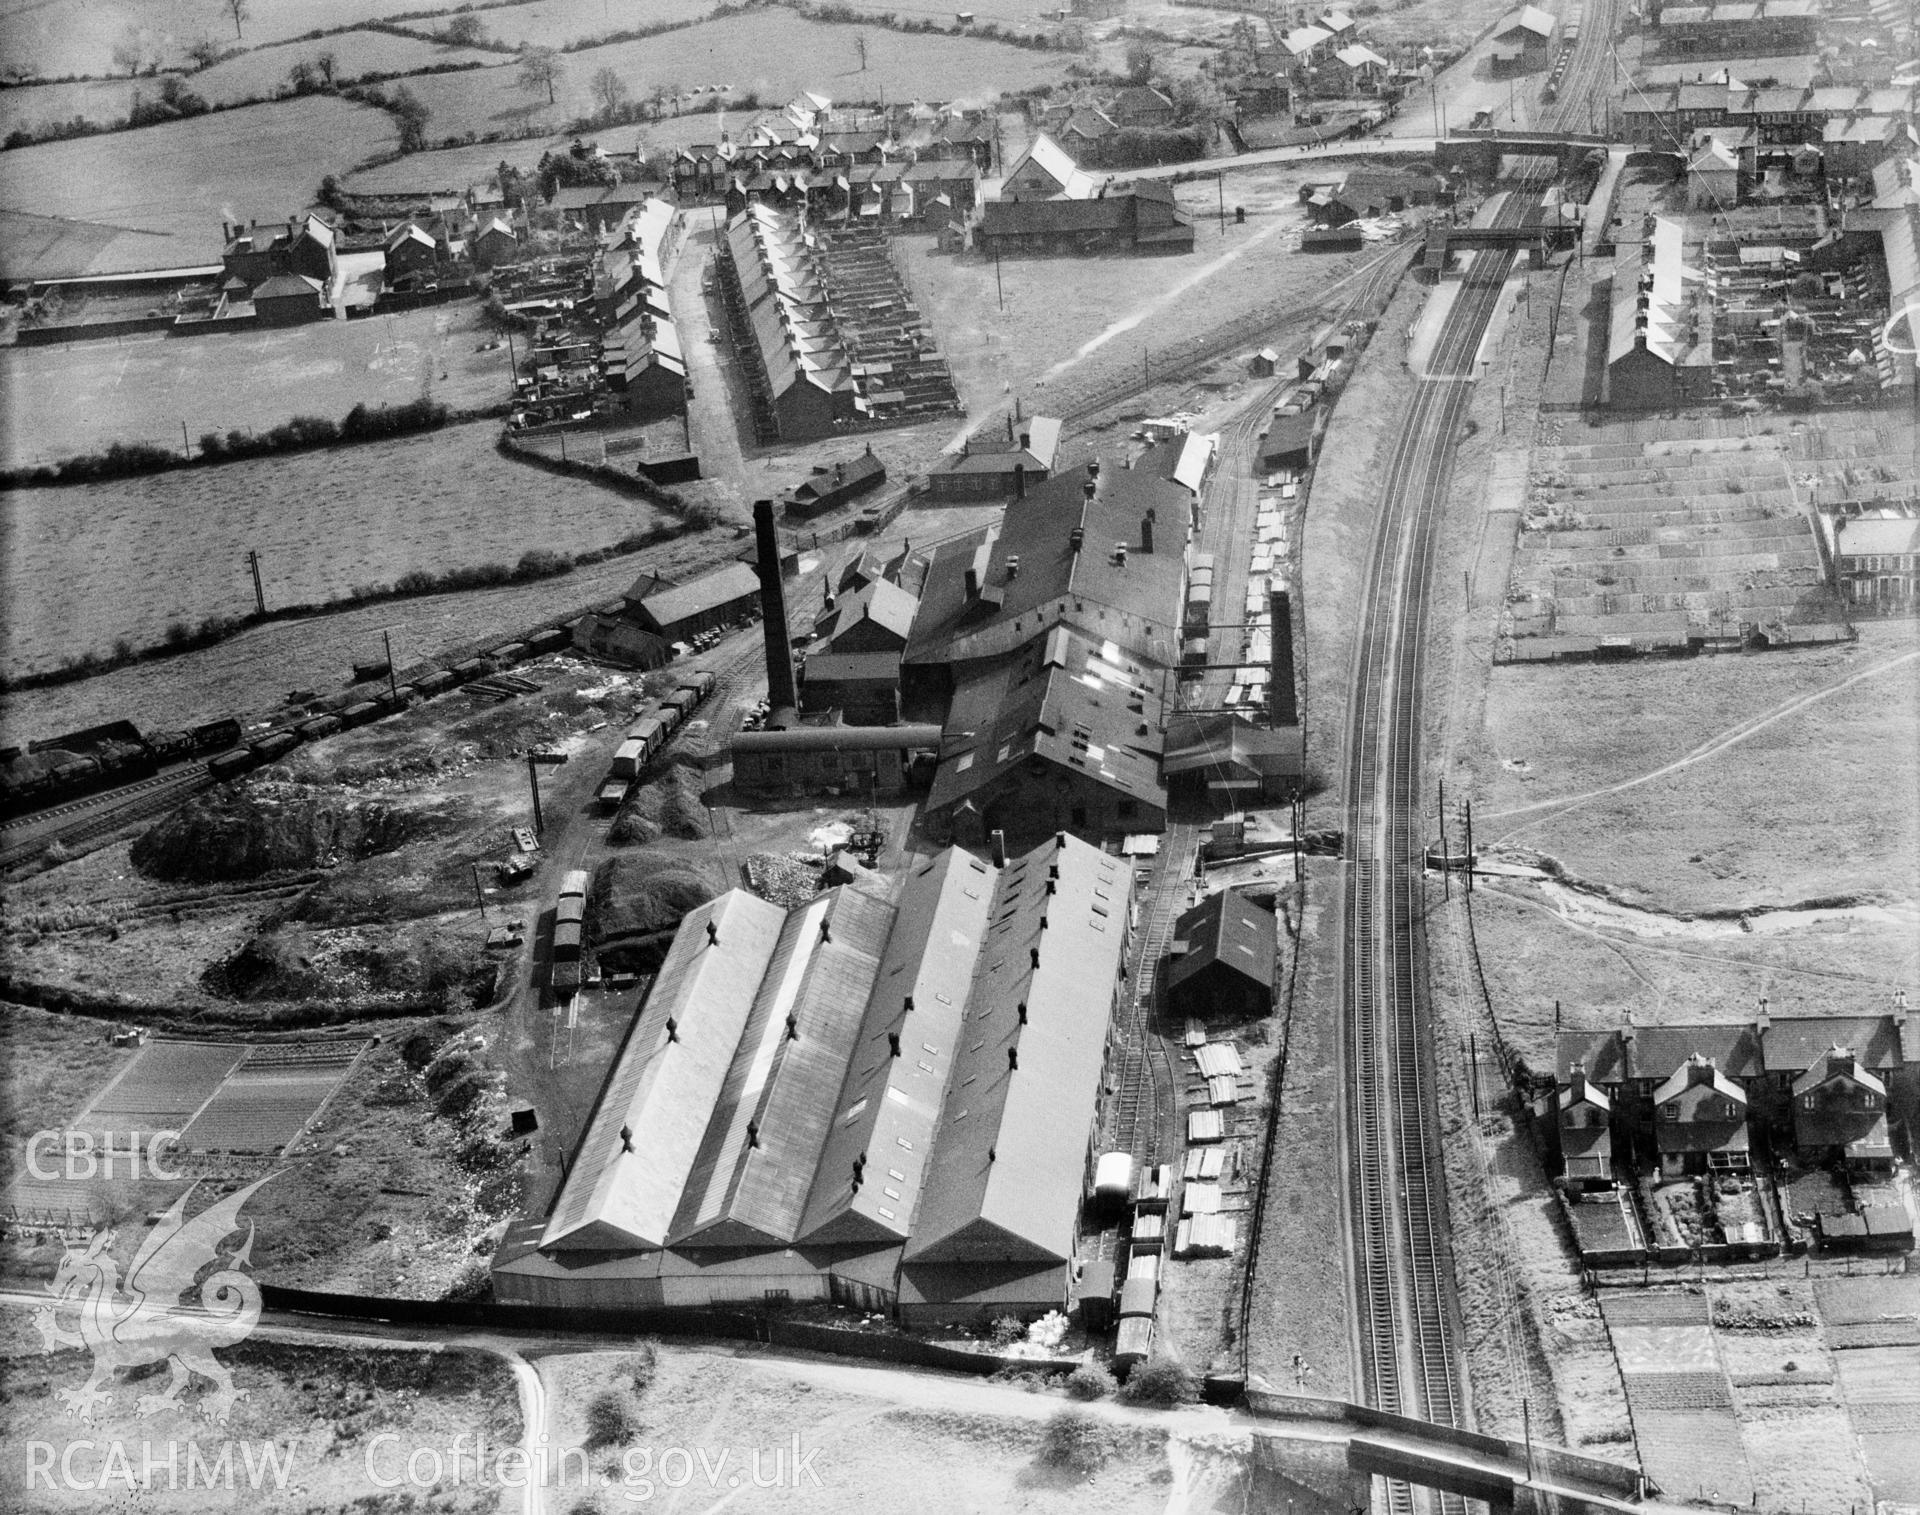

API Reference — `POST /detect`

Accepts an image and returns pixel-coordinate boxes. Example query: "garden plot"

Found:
[1505,420,1848,654]
[1600,1292,1752,1504]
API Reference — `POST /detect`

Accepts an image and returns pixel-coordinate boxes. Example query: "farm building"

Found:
[1606,218,1714,410]
[731,722,937,796]
[785,449,887,519]
[976,181,1195,257]
[492,836,1133,1322]
[630,563,762,642]
[901,444,1192,715]
[1824,509,1920,611]
[926,416,1064,501]
[928,625,1169,846]
[799,652,903,724]
[1164,890,1277,1024]
[250,273,327,326]
[1490,5,1556,75]
[1553,1009,1919,1178]
[998,133,1099,201]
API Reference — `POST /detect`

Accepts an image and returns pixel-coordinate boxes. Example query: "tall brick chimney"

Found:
[754,499,798,720]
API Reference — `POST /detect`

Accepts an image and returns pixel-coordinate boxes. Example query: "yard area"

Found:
[0,94,395,270]
[0,300,512,469]
[0,419,683,681]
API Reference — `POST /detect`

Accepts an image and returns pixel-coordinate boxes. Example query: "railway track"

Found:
[1339,181,1546,1513]
[0,766,215,873]
[1109,822,1200,1164]
[1542,0,1621,135]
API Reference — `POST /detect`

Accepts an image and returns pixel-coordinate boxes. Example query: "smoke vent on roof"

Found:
[821,919,833,944]
[706,920,720,946]
[786,1014,800,1040]
[1030,946,1041,969]
[747,1121,761,1148]
[888,1031,902,1057]
[1008,1046,1019,1071]
[1018,1001,1028,1024]
[666,1017,679,1043]
[620,1124,634,1153]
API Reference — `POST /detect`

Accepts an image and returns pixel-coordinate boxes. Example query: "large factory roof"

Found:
[904,448,1189,671]
[905,833,1130,1265]
[800,848,998,1244]
[671,886,896,1247]
[927,625,1167,817]
[541,890,788,1251]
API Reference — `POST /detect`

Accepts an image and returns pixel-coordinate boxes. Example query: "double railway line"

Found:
[1340,182,1545,1512]
[0,766,216,873]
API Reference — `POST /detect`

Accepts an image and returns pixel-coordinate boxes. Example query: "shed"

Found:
[633,562,762,641]
[1166,890,1278,1022]
[251,272,326,326]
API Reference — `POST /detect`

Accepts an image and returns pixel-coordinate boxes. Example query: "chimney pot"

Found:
[1014,461,1026,500]
[786,1014,800,1040]
[620,1124,634,1152]
[888,1031,902,1056]
[1008,1046,1019,1071]
[666,1016,679,1042]
[1018,1001,1028,1024]
[904,993,915,1014]
[747,1120,760,1148]
[1029,946,1041,969]
[706,920,720,946]
[821,919,833,944]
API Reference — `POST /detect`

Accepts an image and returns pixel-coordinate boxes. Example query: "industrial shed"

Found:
[495,836,1133,1324]
[730,723,940,798]
[1491,4,1556,75]
[632,562,762,642]
[799,652,904,725]
[1164,890,1277,1024]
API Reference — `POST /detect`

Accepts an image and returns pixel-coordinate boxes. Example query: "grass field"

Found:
[1474,619,1920,913]
[0,420,676,679]
[384,13,1069,139]
[0,94,394,269]
[0,299,513,469]
[343,129,579,193]
[0,75,155,137]
[191,27,499,105]
[428,0,720,50]
[0,0,469,78]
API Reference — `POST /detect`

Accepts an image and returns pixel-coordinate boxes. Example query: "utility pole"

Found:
[382,628,400,705]
[994,245,1004,312]
[244,549,266,616]
[1464,797,1475,891]
[1469,1030,1481,1116]
[1217,171,1226,234]
[1440,776,1450,900]
[181,420,191,460]
[526,750,546,835]
[1430,78,1439,138]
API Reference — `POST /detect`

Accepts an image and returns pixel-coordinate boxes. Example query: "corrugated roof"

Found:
[639,561,762,632]
[670,886,897,1246]
[799,847,998,1244]
[904,833,1132,1264]
[1167,889,1278,995]
[540,890,788,1250]
[928,624,1168,817]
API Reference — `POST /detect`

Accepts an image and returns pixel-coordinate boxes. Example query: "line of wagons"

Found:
[596,673,718,812]
[1,626,580,816]
[1080,1153,1178,1376]
[1181,553,1215,671]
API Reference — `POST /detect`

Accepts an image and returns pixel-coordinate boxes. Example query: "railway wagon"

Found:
[610,738,648,781]
[629,712,671,759]
[208,749,260,783]
[550,956,582,993]
[251,730,300,763]
[487,642,528,663]
[557,869,590,910]
[662,689,698,722]
[1184,582,1214,633]
[415,670,456,696]
[526,626,571,655]
[552,919,584,960]
[339,701,382,729]
[449,658,488,683]
[295,714,342,741]
[191,718,243,751]
[678,671,716,701]
[1114,1316,1154,1374]
[1118,1274,1158,1321]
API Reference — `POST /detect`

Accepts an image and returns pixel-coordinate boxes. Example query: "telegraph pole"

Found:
[526,751,546,834]
[181,420,191,460]
[382,628,400,704]
[244,549,266,616]
[994,245,1004,311]
[1464,797,1475,891]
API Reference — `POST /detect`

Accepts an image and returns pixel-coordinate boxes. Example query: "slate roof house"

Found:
[1653,1055,1751,1176]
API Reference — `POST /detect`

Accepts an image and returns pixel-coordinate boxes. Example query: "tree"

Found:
[1170,73,1227,130]
[110,25,149,77]
[390,85,432,154]
[517,44,562,106]
[442,13,487,46]
[589,66,629,120]
[315,51,337,87]
[184,37,223,69]
[222,0,250,41]
[1125,39,1156,83]
[854,32,869,70]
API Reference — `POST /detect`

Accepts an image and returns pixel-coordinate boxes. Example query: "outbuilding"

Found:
[1165,890,1277,1023]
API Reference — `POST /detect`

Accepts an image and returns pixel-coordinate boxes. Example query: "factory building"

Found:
[1606,218,1714,410]
[1164,890,1278,1024]
[493,835,1133,1322]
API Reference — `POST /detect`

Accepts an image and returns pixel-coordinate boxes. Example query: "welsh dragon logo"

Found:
[33,1173,276,1425]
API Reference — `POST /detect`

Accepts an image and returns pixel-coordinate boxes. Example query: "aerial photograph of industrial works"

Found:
[1,0,1916,1508]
